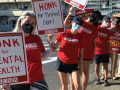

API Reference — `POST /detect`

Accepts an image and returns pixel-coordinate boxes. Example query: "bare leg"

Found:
[102,63,108,80]
[82,60,91,90]
[70,70,82,90]
[58,71,68,90]
[95,64,100,79]
[69,75,75,90]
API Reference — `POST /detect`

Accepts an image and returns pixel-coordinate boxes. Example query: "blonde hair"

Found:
[13,11,37,34]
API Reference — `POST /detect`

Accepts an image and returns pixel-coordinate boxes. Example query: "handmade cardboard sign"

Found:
[75,9,94,20]
[31,0,64,35]
[0,32,28,85]
[110,31,120,53]
[65,0,88,10]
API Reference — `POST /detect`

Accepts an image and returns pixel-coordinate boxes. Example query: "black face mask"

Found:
[115,17,120,25]
[22,23,34,33]
[90,14,99,22]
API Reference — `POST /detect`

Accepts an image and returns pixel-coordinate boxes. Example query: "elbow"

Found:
[64,22,67,26]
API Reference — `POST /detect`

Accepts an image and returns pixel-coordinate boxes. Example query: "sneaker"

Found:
[104,80,109,86]
[95,79,100,85]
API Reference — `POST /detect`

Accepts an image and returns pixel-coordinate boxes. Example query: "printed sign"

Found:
[0,32,29,85]
[110,30,120,54]
[65,0,88,10]
[75,9,94,20]
[31,0,64,35]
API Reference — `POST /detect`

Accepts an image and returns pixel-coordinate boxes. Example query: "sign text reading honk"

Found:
[0,32,29,85]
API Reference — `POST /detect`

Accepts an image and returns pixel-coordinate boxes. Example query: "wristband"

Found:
[69,12,72,15]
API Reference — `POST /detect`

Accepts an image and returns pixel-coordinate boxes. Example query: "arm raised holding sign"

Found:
[64,6,84,27]
[1,11,57,90]
[48,16,85,90]
[64,6,102,90]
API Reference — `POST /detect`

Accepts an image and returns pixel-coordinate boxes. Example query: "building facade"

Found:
[86,0,120,15]
[0,0,32,31]
[0,0,120,31]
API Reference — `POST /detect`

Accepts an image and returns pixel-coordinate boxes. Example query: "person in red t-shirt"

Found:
[1,12,57,90]
[100,13,120,80]
[48,17,85,90]
[64,6,101,90]
[94,16,111,86]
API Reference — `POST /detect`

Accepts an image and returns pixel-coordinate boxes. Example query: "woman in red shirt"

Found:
[64,6,101,90]
[1,11,56,90]
[48,17,85,90]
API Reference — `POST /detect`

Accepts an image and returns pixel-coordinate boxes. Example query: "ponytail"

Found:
[93,21,99,26]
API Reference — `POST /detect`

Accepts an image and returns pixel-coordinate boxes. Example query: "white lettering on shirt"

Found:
[98,32,107,38]
[64,37,79,43]
[81,27,92,34]
[114,33,120,37]
[26,43,38,50]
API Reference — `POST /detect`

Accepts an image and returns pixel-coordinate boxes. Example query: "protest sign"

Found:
[0,32,28,85]
[75,9,94,20]
[31,0,64,35]
[110,30,120,54]
[65,0,88,10]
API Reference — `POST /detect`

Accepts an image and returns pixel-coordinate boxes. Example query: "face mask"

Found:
[103,22,109,27]
[115,17,120,25]
[72,23,80,31]
[90,14,99,22]
[22,23,34,33]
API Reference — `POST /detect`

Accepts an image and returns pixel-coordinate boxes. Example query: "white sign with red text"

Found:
[65,0,88,10]
[0,32,28,85]
[31,0,64,35]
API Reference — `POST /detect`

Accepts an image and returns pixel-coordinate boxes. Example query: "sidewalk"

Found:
[86,74,120,90]
[58,58,120,90]
[86,57,120,90]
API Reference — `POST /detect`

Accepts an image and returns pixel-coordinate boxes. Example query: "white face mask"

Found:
[72,23,80,31]
[103,22,109,27]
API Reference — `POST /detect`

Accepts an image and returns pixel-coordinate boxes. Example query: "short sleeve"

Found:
[55,33,65,42]
[37,35,45,53]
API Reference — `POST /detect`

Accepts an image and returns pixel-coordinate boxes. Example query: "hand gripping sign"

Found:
[65,0,88,10]
[0,32,29,85]
[31,0,64,35]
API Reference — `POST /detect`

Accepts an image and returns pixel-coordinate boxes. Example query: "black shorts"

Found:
[78,58,92,61]
[95,54,109,64]
[83,59,92,61]
[10,79,48,90]
[56,57,79,73]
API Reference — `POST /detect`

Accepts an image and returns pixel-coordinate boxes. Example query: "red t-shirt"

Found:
[55,29,85,64]
[25,35,45,84]
[95,25,110,55]
[78,20,98,59]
